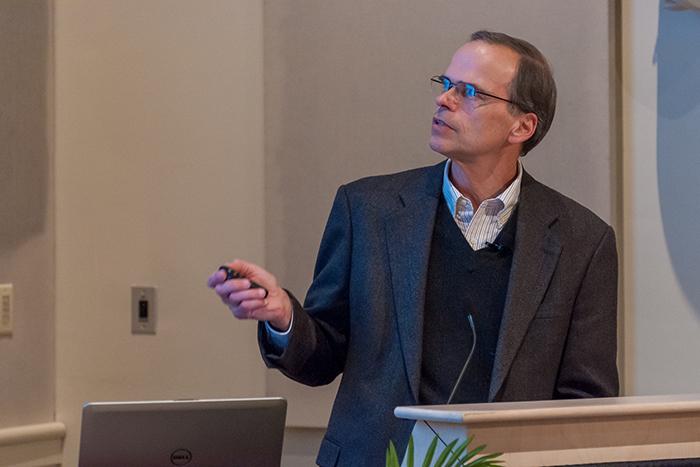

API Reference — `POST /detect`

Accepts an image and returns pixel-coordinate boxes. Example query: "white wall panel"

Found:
[54,2,266,464]
[622,0,700,395]
[0,0,54,430]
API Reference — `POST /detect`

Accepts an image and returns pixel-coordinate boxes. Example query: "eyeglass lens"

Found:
[431,76,476,99]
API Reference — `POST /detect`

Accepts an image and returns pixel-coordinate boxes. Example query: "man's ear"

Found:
[508,112,538,145]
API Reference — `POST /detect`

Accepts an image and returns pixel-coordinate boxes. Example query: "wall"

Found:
[264,1,618,464]
[53,1,265,465]
[1,1,636,466]
[622,1,700,394]
[0,0,54,430]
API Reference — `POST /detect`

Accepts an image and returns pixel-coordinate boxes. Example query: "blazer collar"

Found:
[385,161,444,401]
[489,171,563,400]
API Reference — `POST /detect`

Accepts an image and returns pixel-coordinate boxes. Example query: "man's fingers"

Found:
[207,269,227,288]
[228,259,256,277]
[228,259,277,291]
[237,298,267,312]
[227,289,266,306]
[227,292,287,322]
[230,308,250,320]
[230,301,269,320]
[210,259,290,328]
[214,278,253,296]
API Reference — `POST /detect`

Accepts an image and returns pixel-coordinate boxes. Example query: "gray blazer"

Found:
[259,161,619,467]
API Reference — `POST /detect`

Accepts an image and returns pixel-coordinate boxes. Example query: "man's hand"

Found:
[207,259,293,331]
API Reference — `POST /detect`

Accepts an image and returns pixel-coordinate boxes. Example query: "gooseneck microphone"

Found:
[422,313,478,460]
[446,314,477,405]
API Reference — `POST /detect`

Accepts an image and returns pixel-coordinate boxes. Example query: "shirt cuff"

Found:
[264,312,293,351]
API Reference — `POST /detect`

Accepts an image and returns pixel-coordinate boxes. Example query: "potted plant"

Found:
[386,434,504,467]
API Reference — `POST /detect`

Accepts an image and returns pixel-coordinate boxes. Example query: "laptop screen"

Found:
[78,397,286,467]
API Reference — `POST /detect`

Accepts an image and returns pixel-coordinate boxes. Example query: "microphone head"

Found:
[485,241,510,254]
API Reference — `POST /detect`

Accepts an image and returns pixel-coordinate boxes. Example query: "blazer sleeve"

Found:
[257,185,352,386]
[555,225,620,398]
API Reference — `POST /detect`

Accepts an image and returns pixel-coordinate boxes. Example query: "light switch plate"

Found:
[131,286,156,335]
[0,284,13,336]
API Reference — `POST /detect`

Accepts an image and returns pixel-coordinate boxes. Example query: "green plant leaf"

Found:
[388,433,503,467]
[463,434,475,451]
[386,441,401,467]
[421,435,439,467]
[444,438,469,466]
[460,443,486,465]
[434,438,459,467]
[407,434,415,467]
[391,441,401,467]
[465,451,505,467]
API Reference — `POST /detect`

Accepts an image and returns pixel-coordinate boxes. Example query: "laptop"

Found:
[78,397,287,467]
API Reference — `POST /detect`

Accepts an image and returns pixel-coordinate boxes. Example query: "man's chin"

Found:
[429,139,452,158]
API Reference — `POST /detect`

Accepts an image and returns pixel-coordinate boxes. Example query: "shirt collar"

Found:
[442,159,523,220]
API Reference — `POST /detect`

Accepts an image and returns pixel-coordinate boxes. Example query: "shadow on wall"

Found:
[0,0,50,250]
[657,2,700,316]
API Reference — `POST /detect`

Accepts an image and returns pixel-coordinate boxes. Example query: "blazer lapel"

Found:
[489,172,562,401]
[385,162,444,402]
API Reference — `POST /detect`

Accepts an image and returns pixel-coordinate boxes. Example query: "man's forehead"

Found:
[445,41,519,89]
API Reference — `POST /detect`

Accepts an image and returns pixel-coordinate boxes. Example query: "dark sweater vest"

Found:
[419,197,518,405]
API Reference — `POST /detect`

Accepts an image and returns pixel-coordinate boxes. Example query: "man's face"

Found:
[429,41,522,162]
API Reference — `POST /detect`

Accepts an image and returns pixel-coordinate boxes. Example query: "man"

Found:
[208,31,618,466]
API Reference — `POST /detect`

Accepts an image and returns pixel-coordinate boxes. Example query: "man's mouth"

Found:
[432,117,453,130]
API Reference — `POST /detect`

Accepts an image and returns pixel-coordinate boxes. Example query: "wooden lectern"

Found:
[395,394,700,466]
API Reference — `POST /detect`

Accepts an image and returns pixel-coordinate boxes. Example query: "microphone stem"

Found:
[446,314,477,405]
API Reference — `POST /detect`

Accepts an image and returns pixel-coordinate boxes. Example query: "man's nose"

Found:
[435,87,460,109]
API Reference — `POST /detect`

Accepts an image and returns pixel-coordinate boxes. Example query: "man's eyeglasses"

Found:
[430,75,520,108]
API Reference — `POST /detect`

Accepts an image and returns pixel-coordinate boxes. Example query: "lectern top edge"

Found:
[395,393,700,424]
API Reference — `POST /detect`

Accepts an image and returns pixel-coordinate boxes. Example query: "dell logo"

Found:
[170,448,192,465]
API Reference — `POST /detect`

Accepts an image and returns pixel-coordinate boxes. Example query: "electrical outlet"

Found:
[131,286,156,335]
[0,284,13,336]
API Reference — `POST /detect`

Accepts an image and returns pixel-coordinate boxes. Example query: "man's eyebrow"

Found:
[443,74,466,85]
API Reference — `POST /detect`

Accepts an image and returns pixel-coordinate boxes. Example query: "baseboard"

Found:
[0,423,65,467]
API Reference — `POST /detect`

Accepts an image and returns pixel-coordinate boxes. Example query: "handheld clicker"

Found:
[218,265,269,298]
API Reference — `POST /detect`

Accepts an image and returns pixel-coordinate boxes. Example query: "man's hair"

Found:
[470,30,557,156]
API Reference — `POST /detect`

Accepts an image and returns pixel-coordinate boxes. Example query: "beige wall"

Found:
[264,0,619,429]
[1,2,641,466]
[0,0,54,430]
[54,1,265,464]
[263,1,619,463]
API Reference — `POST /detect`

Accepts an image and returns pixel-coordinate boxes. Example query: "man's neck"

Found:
[449,155,520,208]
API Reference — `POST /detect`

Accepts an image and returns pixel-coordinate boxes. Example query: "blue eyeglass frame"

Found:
[431,75,520,107]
